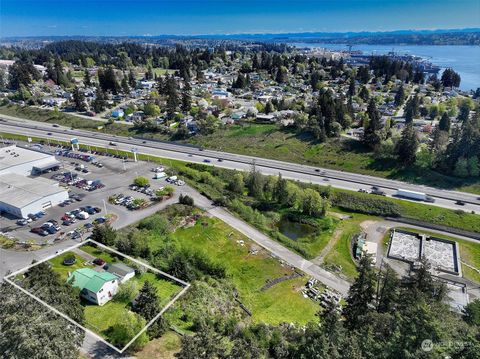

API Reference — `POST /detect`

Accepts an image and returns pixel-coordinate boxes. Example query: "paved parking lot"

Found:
[0,147,181,244]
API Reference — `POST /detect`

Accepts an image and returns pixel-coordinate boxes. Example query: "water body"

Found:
[290,43,480,91]
[277,219,316,241]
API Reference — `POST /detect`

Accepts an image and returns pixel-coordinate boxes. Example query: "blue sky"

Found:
[1,0,479,37]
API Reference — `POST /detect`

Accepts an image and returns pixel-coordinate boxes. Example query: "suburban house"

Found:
[68,268,119,306]
[106,262,135,284]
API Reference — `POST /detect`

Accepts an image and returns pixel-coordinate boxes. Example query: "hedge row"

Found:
[332,192,402,217]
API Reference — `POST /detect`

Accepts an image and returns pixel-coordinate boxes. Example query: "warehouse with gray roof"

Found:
[0,145,68,218]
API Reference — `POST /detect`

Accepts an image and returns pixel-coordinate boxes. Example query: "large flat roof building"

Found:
[0,173,68,218]
[0,145,67,218]
[0,145,61,176]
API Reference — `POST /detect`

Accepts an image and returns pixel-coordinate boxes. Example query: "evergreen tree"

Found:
[0,281,84,359]
[395,123,418,166]
[376,264,399,313]
[92,86,106,113]
[348,77,356,98]
[8,60,40,90]
[91,222,116,246]
[275,66,287,84]
[343,254,376,329]
[133,281,160,321]
[441,68,461,88]
[273,173,288,204]
[121,73,129,94]
[264,101,275,114]
[165,75,179,119]
[438,112,451,132]
[245,165,264,199]
[128,69,137,88]
[181,81,192,113]
[83,69,91,87]
[404,106,414,124]
[363,99,382,149]
[463,299,480,326]
[394,85,406,107]
[72,86,86,112]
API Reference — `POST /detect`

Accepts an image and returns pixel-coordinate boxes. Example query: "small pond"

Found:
[276,219,317,241]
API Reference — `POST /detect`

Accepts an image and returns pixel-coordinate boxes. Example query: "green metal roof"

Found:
[68,268,117,293]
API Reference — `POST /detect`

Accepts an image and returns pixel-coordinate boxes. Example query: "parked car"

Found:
[94,217,106,224]
[31,227,48,236]
[93,258,106,266]
[16,219,29,226]
[76,211,90,220]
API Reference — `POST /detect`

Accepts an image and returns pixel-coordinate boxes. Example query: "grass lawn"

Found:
[131,272,183,307]
[135,331,181,359]
[155,215,319,325]
[83,300,132,336]
[49,252,93,280]
[153,68,177,76]
[322,217,364,280]
[80,244,119,263]
[391,227,480,283]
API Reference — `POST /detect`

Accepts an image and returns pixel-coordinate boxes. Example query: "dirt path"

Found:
[311,227,343,266]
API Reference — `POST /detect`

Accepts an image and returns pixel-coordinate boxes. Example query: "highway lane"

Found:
[1,115,479,214]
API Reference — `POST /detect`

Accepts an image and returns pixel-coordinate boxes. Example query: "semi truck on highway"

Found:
[395,189,435,203]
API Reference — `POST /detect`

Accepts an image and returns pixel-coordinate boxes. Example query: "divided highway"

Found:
[1,115,479,214]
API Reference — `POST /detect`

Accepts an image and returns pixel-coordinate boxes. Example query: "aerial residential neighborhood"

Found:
[0,1,479,359]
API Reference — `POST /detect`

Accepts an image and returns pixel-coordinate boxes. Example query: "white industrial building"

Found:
[0,145,68,218]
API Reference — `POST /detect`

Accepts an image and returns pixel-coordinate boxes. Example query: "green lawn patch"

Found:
[135,331,181,359]
[80,244,119,263]
[83,300,132,336]
[131,272,182,307]
[148,215,319,325]
[323,218,363,280]
[48,252,93,280]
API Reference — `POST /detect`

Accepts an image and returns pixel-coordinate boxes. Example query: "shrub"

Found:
[332,192,401,217]
[179,194,194,206]
[114,281,139,303]
[133,176,149,187]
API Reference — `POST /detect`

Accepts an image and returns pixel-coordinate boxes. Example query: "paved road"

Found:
[1,115,479,214]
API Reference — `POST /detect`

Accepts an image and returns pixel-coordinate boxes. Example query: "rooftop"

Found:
[0,173,66,208]
[68,268,118,293]
[0,145,53,172]
[106,262,135,278]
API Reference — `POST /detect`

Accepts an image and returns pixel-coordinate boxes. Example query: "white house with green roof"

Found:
[68,268,119,306]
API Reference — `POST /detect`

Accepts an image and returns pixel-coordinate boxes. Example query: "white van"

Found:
[76,211,90,220]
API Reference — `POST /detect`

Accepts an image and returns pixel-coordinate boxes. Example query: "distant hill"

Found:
[2,28,479,46]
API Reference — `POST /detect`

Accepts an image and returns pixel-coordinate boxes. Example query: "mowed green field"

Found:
[148,215,319,325]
